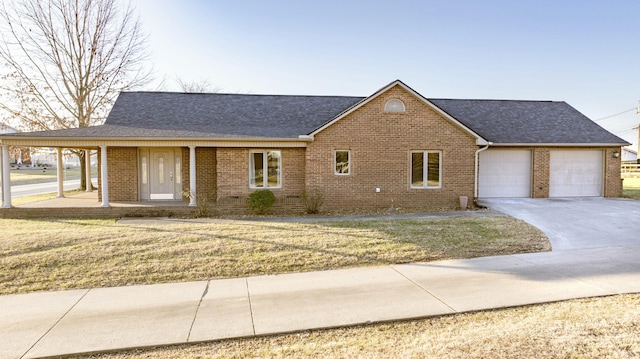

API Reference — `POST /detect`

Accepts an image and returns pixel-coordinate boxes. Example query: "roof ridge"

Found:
[120,91,365,99]
[429,98,559,103]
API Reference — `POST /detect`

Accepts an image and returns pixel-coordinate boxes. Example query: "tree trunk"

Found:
[79,152,87,190]
[73,150,96,190]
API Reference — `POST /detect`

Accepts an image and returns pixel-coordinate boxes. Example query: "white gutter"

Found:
[0,135,313,143]
[487,142,630,147]
[474,143,492,199]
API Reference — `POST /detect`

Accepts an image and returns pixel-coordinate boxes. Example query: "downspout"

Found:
[474,143,492,199]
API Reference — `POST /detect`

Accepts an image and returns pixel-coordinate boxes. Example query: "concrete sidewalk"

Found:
[3,245,640,359]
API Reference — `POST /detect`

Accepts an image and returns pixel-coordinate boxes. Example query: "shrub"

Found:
[303,189,324,214]
[247,189,276,215]
[182,190,213,218]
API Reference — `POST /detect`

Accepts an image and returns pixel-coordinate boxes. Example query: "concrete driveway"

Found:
[479,198,640,251]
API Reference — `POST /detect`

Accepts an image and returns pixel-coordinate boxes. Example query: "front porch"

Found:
[1,143,204,210]
[1,191,306,219]
[0,192,198,219]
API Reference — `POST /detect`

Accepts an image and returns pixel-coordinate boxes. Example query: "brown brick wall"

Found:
[0,206,198,219]
[282,148,306,195]
[182,147,217,201]
[216,147,306,203]
[604,147,623,197]
[532,148,549,198]
[216,147,248,200]
[106,147,138,201]
[306,85,477,210]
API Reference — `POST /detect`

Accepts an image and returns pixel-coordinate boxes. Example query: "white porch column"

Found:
[100,145,109,207]
[85,149,92,192]
[189,145,196,207]
[56,148,64,198]
[0,145,3,205]
[1,145,11,208]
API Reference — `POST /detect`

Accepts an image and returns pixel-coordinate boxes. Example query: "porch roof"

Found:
[105,92,365,139]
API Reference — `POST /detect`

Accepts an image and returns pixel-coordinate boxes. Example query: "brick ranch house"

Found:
[0,80,629,212]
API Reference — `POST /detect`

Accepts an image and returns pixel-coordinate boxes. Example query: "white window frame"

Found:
[410,150,442,189]
[334,150,351,176]
[384,98,406,113]
[249,150,282,189]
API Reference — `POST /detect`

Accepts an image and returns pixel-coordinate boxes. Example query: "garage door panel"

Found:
[479,150,531,198]
[549,150,603,197]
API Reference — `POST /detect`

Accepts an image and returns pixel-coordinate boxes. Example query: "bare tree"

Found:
[176,78,219,93]
[0,0,150,187]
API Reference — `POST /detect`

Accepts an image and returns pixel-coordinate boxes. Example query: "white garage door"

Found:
[479,149,531,198]
[549,150,603,197]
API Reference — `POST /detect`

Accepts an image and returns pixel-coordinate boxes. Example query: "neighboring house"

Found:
[0,122,31,165]
[29,148,93,167]
[622,147,638,163]
[0,122,17,134]
[621,147,639,178]
[28,148,57,167]
[0,80,630,211]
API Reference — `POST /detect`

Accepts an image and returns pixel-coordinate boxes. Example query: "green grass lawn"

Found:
[9,165,98,186]
[0,215,549,295]
[623,177,640,200]
[10,167,83,186]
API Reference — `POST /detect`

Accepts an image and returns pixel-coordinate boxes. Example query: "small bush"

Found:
[247,189,276,214]
[182,190,213,218]
[304,189,324,214]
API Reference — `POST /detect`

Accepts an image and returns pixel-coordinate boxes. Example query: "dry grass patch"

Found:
[78,294,640,358]
[12,188,86,206]
[0,215,548,295]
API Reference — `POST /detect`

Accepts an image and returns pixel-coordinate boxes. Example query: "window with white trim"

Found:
[141,156,148,184]
[411,151,441,188]
[334,150,350,175]
[384,98,406,112]
[175,156,181,184]
[250,151,281,188]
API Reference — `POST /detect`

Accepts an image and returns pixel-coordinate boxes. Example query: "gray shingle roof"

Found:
[103,92,365,138]
[0,88,628,145]
[429,99,628,144]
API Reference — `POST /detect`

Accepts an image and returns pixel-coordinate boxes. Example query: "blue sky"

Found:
[136,0,640,150]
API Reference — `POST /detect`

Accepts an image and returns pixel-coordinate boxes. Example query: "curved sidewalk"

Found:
[3,244,640,359]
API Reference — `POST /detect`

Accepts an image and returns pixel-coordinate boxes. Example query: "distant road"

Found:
[11,179,96,198]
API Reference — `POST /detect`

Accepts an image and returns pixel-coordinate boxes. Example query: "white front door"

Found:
[150,148,176,200]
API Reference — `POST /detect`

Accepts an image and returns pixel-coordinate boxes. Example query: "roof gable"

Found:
[308,80,487,144]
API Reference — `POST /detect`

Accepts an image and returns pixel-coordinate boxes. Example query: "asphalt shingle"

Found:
[429,98,627,144]
[0,89,628,145]
[105,92,365,139]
